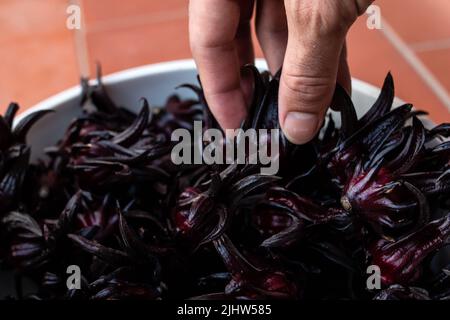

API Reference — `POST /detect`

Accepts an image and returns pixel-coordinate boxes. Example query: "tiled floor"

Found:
[1,0,449,123]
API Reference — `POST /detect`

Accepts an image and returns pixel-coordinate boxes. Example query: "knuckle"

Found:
[282,72,333,108]
[286,1,357,36]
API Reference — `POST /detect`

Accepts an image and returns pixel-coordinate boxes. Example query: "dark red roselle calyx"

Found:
[226,270,298,299]
[1,211,47,270]
[89,280,161,300]
[323,74,396,186]
[373,284,431,300]
[369,214,450,286]
[58,118,110,151]
[171,166,280,248]
[326,102,414,188]
[172,186,202,235]
[0,145,30,213]
[0,104,52,214]
[151,94,204,138]
[171,183,227,250]
[266,187,347,224]
[85,267,163,300]
[252,205,292,238]
[66,213,165,300]
[261,271,296,294]
[74,193,119,240]
[66,101,172,190]
[68,99,150,161]
[252,187,347,248]
[1,192,82,270]
[340,116,431,232]
[214,235,299,299]
[0,103,53,152]
[341,164,419,231]
[323,75,449,235]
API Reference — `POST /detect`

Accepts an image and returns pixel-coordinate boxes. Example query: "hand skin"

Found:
[189,0,374,144]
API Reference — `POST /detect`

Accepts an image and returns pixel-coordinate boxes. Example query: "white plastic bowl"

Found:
[15,59,405,162]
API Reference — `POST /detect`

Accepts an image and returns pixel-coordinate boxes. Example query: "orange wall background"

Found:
[0,0,449,123]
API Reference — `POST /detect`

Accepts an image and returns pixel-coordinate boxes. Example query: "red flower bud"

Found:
[370,214,450,286]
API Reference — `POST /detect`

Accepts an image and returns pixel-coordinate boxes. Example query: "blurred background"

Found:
[0,0,449,122]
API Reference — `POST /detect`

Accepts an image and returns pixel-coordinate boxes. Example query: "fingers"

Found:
[255,0,288,75]
[189,0,248,130]
[279,3,346,144]
[189,0,373,136]
[278,0,372,145]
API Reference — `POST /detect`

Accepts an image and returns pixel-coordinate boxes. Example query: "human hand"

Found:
[189,0,374,144]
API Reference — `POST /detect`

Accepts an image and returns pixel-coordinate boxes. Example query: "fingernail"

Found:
[283,112,320,145]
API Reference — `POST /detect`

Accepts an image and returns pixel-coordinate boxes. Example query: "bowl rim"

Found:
[14,58,390,125]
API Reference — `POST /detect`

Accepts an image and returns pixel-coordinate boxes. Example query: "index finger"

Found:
[189,0,247,130]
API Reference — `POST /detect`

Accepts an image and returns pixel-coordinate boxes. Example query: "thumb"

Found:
[279,1,371,145]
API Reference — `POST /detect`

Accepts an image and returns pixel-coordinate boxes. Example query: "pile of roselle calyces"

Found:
[0,65,449,300]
